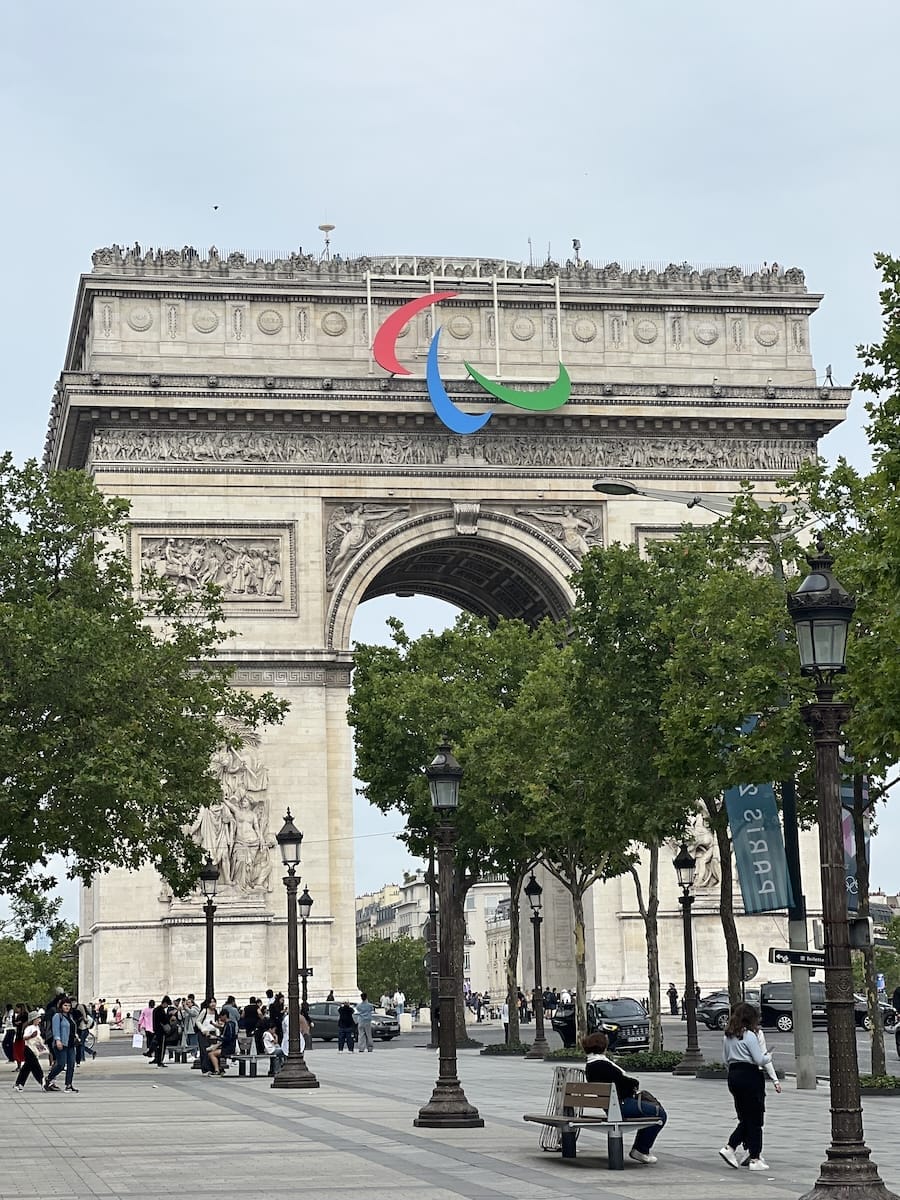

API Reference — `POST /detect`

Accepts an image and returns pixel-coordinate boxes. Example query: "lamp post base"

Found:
[271,1054,319,1089]
[525,1036,551,1060]
[799,1152,900,1200]
[672,1046,705,1076]
[414,1081,484,1128]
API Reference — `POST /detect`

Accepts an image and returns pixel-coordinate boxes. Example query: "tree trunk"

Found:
[629,845,662,1051]
[706,797,741,1006]
[505,869,523,1046]
[452,863,480,1047]
[853,774,885,1076]
[571,886,588,1046]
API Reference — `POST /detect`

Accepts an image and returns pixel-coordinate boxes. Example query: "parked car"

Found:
[550,997,650,1052]
[306,1002,401,1041]
[759,981,828,1031]
[696,988,760,1030]
[853,994,897,1030]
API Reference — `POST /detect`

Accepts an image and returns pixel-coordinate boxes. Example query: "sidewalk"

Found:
[4,1043,899,1200]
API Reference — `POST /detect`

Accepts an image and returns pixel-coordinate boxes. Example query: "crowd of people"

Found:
[465,985,572,1024]
[134,991,306,1077]
[2,989,111,1093]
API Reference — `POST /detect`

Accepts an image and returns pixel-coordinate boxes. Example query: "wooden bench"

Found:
[524,1080,662,1170]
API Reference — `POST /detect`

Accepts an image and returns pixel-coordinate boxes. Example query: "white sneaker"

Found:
[629,1149,657,1164]
[14,1084,24,1092]
[748,1158,770,1172]
[719,1146,740,1169]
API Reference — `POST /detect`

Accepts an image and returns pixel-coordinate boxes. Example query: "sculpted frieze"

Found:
[325,504,410,589]
[185,723,274,894]
[91,428,816,473]
[515,506,604,558]
[140,535,283,601]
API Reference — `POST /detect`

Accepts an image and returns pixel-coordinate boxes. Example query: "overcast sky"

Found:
[2,0,898,920]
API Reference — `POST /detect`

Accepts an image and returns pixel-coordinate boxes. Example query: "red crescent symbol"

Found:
[372,291,458,375]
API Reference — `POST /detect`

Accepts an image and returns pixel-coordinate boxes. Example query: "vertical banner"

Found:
[839,777,870,913]
[724,782,795,914]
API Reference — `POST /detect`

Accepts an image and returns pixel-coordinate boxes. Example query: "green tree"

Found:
[0,457,287,917]
[0,922,79,1009]
[571,544,701,1049]
[356,935,427,1005]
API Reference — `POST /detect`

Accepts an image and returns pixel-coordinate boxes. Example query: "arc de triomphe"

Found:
[45,247,847,1006]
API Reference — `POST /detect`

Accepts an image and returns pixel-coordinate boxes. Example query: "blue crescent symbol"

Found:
[426,329,492,435]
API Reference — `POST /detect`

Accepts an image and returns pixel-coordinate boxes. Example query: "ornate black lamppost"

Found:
[272,811,319,1090]
[672,843,705,1075]
[414,741,483,1129]
[199,855,220,1004]
[299,885,313,1020]
[523,873,550,1059]
[788,543,896,1200]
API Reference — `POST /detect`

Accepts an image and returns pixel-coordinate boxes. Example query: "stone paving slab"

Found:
[2,1047,898,1200]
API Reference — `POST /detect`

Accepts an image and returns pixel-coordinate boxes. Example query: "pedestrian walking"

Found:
[45,997,79,1093]
[14,1011,47,1092]
[138,999,156,1057]
[2,1004,15,1064]
[337,1001,356,1051]
[392,988,405,1016]
[666,983,679,1016]
[355,992,375,1052]
[719,1002,781,1172]
[501,1000,509,1044]
[152,996,172,1067]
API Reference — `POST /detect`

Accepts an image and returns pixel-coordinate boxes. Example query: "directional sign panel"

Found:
[768,947,825,969]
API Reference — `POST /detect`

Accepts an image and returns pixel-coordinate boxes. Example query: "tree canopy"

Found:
[0,457,286,926]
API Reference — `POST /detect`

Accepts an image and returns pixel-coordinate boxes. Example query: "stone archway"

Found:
[327,509,577,651]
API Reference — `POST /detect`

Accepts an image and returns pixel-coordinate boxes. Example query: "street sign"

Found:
[298,966,314,977]
[740,950,759,981]
[768,947,825,969]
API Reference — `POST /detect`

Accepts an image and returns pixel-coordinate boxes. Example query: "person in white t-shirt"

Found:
[15,1013,46,1092]
[560,988,572,1005]
[263,1023,285,1075]
[392,990,405,1016]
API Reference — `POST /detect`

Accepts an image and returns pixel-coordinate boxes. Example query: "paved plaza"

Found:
[4,1032,900,1200]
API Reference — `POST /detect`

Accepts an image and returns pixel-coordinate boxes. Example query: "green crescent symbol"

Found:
[462,361,572,411]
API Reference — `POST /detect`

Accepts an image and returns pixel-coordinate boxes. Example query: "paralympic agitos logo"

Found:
[372,292,571,435]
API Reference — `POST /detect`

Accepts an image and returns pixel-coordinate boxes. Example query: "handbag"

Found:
[636,1088,662,1110]
[132,1033,144,1049]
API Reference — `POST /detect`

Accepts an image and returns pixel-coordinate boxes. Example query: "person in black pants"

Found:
[152,996,173,1067]
[720,1002,781,1172]
[337,1001,356,1051]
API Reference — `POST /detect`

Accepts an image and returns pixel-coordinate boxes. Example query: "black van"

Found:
[758,981,828,1031]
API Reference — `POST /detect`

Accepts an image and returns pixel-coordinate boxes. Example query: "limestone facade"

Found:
[45,246,847,1009]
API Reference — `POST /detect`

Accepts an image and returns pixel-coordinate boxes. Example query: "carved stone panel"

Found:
[514,505,604,558]
[185,721,275,896]
[130,522,296,616]
[324,504,411,590]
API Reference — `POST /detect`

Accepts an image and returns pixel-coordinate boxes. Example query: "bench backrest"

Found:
[562,1080,623,1121]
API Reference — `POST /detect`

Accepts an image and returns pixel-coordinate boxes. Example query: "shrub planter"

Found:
[614,1051,684,1073]
[544,1048,586,1062]
[695,1062,728,1080]
[859,1075,900,1095]
[480,1042,529,1056]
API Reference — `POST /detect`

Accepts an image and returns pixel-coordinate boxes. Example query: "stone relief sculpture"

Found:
[186,724,274,893]
[515,506,603,557]
[92,427,816,474]
[325,504,410,589]
[90,245,808,294]
[688,810,721,890]
[140,536,283,600]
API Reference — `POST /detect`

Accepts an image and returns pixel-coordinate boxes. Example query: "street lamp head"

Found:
[524,872,543,914]
[592,477,641,496]
[786,539,856,681]
[424,738,463,811]
[673,843,697,891]
[276,809,304,867]
[298,885,313,921]
[199,854,220,899]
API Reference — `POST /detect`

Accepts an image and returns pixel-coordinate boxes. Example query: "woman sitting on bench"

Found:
[582,1031,667,1165]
